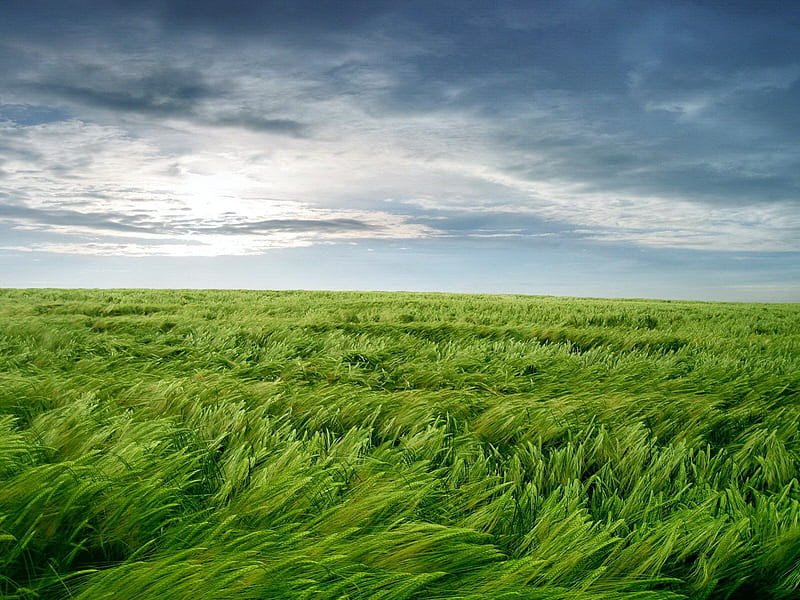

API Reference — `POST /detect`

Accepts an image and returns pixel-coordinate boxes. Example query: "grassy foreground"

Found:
[0,289,798,600]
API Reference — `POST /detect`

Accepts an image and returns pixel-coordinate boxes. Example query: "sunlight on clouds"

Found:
[179,172,257,219]
[0,119,435,256]
[2,112,796,255]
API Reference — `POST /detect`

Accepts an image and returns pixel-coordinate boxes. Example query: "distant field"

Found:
[0,289,798,599]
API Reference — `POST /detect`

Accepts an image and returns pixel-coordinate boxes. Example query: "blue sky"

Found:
[1,1,798,301]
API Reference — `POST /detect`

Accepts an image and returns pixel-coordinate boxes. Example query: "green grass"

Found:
[0,289,798,599]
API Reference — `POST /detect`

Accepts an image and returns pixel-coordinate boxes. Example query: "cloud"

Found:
[0,113,434,256]
[0,203,160,234]
[211,115,308,136]
[0,103,72,126]
[154,0,396,37]
[0,0,797,262]
[0,197,434,256]
[210,218,374,234]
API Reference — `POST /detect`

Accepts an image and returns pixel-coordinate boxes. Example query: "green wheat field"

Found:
[0,289,798,599]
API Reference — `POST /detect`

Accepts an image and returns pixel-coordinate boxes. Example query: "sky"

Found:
[1,0,798,301]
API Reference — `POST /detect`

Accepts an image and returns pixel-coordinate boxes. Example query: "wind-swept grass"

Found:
[0,289,798,599]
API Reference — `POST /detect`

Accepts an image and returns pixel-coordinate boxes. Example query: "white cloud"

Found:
[0,118,436,256]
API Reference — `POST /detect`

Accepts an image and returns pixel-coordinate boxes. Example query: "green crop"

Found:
[0,289,797,599]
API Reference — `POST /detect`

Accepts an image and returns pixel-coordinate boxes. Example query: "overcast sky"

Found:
[1,1,798,300]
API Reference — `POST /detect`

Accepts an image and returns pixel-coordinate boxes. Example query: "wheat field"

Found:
[0,289,798,599]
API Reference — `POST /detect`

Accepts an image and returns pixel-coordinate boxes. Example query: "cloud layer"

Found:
[0,1,798,265]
